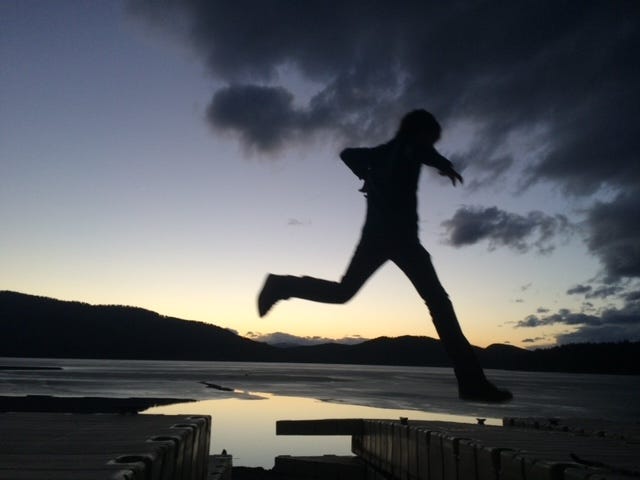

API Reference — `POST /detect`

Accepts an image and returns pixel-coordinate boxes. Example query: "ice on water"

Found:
[2,357,638,467]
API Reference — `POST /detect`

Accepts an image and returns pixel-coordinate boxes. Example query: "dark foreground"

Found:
[2,395,639,480]
[0,411,211,480]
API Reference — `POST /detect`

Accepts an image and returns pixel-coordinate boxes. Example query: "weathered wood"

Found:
[0,413,211,480]
[415,427,430,480]
[336,418,639,480]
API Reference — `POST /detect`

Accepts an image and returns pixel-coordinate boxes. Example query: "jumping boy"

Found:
[258,109,512,402]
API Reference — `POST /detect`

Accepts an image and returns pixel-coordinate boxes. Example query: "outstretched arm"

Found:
[439,165,464,186]
[422,147,464,186]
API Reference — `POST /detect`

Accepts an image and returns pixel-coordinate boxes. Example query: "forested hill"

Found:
[0,290,277,361]
[1,291,638,374]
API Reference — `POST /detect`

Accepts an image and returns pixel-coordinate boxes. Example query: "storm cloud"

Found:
[441,206,572,254]
[129,2,639,172]
[206,85,303,152]
[585,189,640,281]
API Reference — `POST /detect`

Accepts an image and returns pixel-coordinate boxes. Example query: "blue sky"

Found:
[2,1,638,348]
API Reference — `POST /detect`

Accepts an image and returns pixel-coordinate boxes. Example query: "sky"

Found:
[1,1,639,349]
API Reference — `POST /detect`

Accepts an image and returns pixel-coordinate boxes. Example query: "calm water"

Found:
[2,357,639,467]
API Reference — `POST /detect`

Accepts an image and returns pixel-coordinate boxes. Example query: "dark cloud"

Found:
[525,280,640,344]
[516,309,602,328]
[567,284,591,295]
[206,85,302,152]
[585,189,640,281]
[516,301,640,344]
[441,206,572,254]
[536,307,550,314]
[556,322,640,344]
[626,291,640,302]
[129,0,409,149]
[516,316,545,328]
[565,278,634,306]
[522,337,546,344]
[130,2,639,166]
[585,285,625,300]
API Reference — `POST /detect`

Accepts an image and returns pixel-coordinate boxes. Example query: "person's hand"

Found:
[440,167,464,186]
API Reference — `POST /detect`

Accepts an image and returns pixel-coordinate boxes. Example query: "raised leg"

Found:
[258,235,387,316]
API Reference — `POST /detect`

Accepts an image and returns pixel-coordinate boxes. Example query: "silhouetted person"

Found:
[258,109,512,402]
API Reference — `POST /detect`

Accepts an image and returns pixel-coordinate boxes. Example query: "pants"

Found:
[278,229,487,387]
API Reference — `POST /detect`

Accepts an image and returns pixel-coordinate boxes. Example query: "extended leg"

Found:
[391,241,512,402]
[258,235,387,316]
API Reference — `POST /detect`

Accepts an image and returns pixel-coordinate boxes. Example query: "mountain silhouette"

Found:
[1,291,638,374]
[282,336,450,366]
[0,290,276,361]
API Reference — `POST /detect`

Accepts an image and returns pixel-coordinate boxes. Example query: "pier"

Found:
[0,412,216,480]
[1,413,638,479]
[275,417,640,480]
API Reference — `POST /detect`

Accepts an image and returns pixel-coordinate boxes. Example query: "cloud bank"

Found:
[130,2,639,177]
[516,297,640,344]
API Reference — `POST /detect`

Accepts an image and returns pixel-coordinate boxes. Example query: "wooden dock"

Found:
[276,417,640,480]
[0,413,212,480]
[2,412,638,479]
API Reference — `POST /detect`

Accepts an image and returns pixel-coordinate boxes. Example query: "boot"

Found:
[458,379,513,402]
[257,274,289,317]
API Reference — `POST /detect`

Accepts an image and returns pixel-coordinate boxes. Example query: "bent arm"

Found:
[340,147,371,180]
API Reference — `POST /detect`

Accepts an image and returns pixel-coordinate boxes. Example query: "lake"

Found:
[2,357,639,467]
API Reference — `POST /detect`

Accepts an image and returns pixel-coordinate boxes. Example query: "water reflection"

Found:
[144,391,499,468]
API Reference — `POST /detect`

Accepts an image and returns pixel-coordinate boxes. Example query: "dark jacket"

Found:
[340,139,453,237]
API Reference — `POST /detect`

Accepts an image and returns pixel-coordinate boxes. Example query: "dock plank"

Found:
[0,413,211,480]
[277,418,640,480]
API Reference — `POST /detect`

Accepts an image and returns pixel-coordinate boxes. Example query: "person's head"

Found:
[395,109,441,145]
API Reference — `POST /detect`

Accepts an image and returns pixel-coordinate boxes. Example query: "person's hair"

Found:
[395,109,441,143]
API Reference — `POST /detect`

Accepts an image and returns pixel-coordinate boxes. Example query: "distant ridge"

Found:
[282,335,450,367]
[1,291,638,374]
[0,290,276,361]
